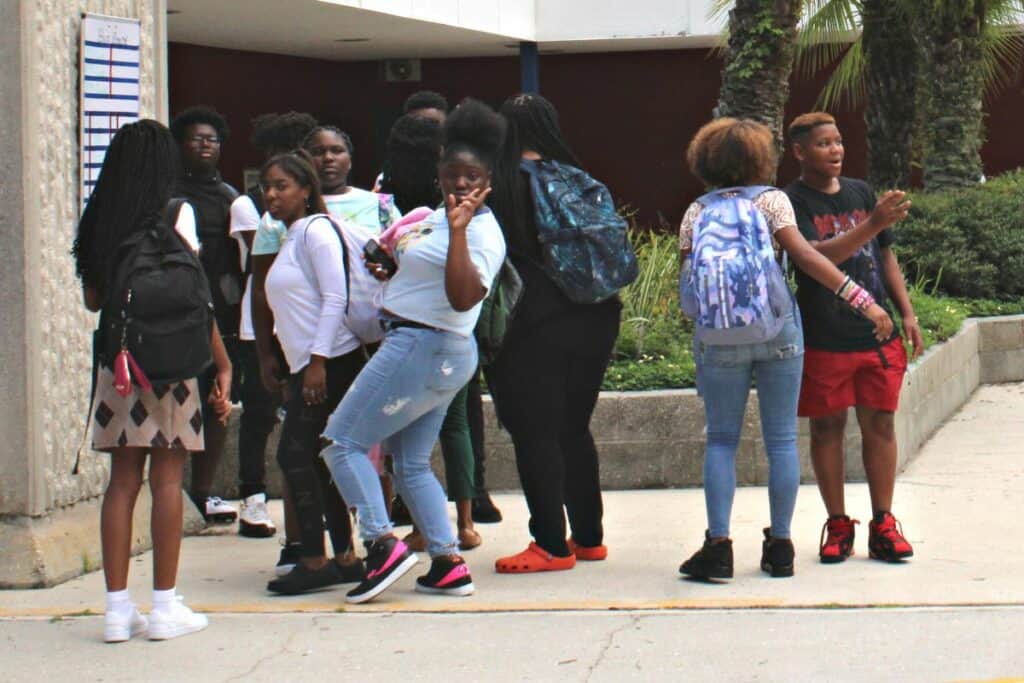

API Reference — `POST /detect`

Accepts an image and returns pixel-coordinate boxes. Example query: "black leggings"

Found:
[488,317,618,557]
[236,340,277,498]
[276,350,365,559]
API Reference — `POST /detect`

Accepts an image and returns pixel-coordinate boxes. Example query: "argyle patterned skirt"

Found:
[91,366,205,453]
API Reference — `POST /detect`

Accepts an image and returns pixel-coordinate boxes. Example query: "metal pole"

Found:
[520,41,539,93]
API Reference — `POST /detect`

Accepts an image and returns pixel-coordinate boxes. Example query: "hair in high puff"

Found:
[441,98,506,170]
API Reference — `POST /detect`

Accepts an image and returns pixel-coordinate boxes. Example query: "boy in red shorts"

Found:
[784,112,923,563]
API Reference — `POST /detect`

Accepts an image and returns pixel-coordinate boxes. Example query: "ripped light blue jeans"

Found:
[321,327,477,557]
[696,312,804,539]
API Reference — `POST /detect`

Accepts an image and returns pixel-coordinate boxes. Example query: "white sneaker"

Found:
[204,496,238,524]
[104,604,148,643]
[239,493,276,538]
[148,596,209,641]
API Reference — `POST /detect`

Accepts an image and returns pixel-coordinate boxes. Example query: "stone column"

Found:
[0,0,201,589]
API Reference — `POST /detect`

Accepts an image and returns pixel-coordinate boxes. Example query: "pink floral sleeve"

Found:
[678,202,703,252]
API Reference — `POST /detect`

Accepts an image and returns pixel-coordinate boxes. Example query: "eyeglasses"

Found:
[188,135,221,146]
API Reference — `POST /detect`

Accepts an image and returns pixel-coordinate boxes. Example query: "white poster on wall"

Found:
[80,13,141,214]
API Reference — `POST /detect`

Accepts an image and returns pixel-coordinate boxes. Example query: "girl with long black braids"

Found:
[72,120,232,641]
[320,99,506,604]
[487,93,621,573]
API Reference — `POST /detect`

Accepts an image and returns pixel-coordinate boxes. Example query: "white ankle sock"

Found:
[152,588,176,610]
[105,589,132,613]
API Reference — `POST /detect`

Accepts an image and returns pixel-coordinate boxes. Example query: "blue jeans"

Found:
[696,313,804,539]
[320,327,477,557]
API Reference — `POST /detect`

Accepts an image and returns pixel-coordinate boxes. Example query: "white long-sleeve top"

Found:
[265,214,358,374]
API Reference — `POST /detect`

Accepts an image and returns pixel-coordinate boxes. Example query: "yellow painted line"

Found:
[4,598,1024,618]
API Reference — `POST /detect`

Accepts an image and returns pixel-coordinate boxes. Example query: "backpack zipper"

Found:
[119,289,132,350]
[717,260,730,328]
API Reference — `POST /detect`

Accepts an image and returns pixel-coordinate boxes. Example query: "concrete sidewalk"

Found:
[2,383,1022,681]
[3,383,1022,616]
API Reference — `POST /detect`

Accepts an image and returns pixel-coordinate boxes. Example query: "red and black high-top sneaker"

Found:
[819,515,859,564]
[868,512,914,562]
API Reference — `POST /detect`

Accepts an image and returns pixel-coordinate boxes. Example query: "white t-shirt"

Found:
[251,188,399,256]
[229,194,260,341]
[382,207,506,337]
[265,215,360,373]
[174,202,200,253]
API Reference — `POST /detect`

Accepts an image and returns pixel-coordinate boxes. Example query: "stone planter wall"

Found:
[201,316,1024,496]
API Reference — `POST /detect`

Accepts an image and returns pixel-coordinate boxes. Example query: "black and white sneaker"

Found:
[204,496,238,524]
[345,536,418,604]
[415,555,475,597]
[267,562,343,595]
[239,493,276,538]
[275,541,302,577]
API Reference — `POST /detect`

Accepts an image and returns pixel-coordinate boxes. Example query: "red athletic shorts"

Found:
[798,337,908,418]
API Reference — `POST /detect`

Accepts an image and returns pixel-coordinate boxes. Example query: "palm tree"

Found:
[861,1,919,189]
[797,0,1024,190]
[712,0,805,151]
[918,1,1007,189]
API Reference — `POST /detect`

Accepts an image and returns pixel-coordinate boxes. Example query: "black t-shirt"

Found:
[784,177,896,351]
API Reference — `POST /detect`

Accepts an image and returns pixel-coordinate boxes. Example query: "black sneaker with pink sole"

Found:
[345,536,418,604]
[415,555,475,597]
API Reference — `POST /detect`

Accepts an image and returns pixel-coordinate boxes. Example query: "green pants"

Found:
[440,382,476,502]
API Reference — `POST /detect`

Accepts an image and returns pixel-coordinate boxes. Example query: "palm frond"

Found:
[817,39,867,110]
[794,0,862,78]
[707,0,734,23]
[980,23,1024,99]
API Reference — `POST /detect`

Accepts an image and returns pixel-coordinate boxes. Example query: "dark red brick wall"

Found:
[170,42,1023,229]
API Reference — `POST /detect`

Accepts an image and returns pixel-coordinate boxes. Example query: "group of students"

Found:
[72,88,917,643]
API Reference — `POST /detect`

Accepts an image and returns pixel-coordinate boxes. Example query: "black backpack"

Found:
[98,199,215,385]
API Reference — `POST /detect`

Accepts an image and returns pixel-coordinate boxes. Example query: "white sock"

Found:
[106,589,132,614]
[152,588,176,610]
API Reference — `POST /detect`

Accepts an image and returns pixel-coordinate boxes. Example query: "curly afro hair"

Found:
[403,90,449,115]
[170,105,230,144]
[441,98,506,169]
[250,111,318,156]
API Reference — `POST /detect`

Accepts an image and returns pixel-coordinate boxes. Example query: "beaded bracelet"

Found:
[835,275,876,312]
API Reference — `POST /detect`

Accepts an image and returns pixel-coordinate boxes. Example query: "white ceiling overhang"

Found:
[167,0,724,61]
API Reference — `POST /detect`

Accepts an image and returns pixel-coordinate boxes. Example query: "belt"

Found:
[380,318,438,332]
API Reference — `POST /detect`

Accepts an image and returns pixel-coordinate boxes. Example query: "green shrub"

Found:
[896,169,1024,299]
[616,229,690,360]
[603,225,1024,391]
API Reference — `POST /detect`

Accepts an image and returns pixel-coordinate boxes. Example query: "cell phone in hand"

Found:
[363,239,398,277]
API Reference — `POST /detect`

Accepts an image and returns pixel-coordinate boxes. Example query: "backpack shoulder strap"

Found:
[301,215,351,316]
[219,182,240,201]
[246,185,264,215]
[696,188,728,206]
[162,198,196,254]
[377,193,395,230]
[518,157,545,177]
[735,185,773,202]
[166,197,187,224]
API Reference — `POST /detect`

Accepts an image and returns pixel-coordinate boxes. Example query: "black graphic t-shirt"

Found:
[784,177,896,352]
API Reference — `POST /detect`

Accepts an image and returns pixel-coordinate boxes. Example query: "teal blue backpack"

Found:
[521,159,638,304]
